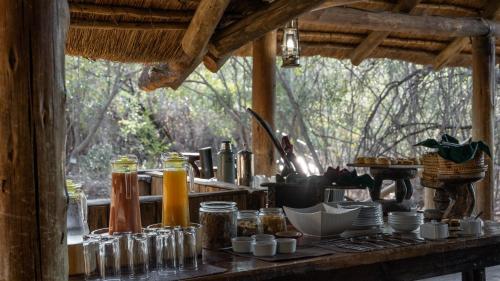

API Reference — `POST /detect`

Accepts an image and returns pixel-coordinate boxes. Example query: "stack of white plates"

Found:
[389,212,424,233]
[484,220,500,235]
[334,202,383,229]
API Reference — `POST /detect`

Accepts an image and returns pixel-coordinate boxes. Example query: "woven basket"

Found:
[421,152,485,176]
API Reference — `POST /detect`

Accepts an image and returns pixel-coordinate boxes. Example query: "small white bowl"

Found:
[232,237,255,253]
[276,238,296,254]
[252,239,277,257]
[251,234,275,241]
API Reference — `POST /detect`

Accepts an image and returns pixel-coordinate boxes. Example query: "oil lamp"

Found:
[281,19,300,68]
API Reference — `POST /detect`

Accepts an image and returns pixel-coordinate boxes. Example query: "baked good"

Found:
[376,157,391,165]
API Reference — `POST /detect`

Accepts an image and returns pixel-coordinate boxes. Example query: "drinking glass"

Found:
[180,227,198,271]
[144,228,159,273]
[83,235,100,281]
[113,232,132,276]
[189,223,203,257]
[128,233,149,280]
[157,228,177,276]
[99,236,121,281]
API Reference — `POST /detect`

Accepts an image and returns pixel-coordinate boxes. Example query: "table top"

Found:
[194,234,500,280]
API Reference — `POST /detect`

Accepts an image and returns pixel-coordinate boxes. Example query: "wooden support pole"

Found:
[471,35,496,220]
[252,31,277,176]
[0,0,68,280]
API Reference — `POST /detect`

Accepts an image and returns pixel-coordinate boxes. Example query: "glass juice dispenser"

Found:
[66,179,89,244]
[109,155,142,234]
[162,152,192,227]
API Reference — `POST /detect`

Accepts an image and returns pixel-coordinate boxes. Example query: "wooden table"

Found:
[195,235,500,281]
[70,235,500,281]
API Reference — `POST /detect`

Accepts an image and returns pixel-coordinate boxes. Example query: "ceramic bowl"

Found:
[276,238,296,254]
[420,221,449,240]
[232,237,255,253]
[251,234,275,241]
[252,239,277,257]
[284,203,361,236]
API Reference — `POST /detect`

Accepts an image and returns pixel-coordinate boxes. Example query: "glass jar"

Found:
[259,208,287,235]
[237,210,261,236]
[67,180,89,244]
[162,152,192,227]
[109,155,142,234]
[199,201,237,249]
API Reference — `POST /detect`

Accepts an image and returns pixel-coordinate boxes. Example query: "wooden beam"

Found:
[70,18,188,31]
[299,41,474,67]
[69,3,195,21]
[208,0,327,60]
[349,0,420,66]
[313,0,365,11]
[471,35,496,220]
[0,0,68,280]
[433,0,500,69]
[300,7,500,38]
[252,31,277,176]
[138,0,230,91]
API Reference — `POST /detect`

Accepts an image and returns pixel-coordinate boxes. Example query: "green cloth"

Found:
[415,134,491,164]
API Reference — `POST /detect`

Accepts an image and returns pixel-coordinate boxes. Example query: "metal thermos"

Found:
[198,147,214,179]
[237,147,253,187]
[217,141,235,183]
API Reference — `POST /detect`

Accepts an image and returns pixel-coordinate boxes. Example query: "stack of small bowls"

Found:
[388,212,424,233]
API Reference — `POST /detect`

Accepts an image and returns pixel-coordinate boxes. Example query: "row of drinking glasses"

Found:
[83,225,199,280]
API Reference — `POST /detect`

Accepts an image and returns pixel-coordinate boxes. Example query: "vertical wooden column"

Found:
[471,35,496,220]
[0,0,69,280]
[252,31,277,176]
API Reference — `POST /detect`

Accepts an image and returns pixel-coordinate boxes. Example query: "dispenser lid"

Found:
[111,155,138,172]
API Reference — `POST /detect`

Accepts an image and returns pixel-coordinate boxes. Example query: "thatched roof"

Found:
[66,0,500,89]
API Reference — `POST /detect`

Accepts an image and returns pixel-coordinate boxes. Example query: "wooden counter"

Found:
[71,235,500,281]
[195,235,500,281]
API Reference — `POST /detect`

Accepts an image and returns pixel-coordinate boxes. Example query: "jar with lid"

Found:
[199,201,237,249]
[66,179,89,244]
[162,152,192,227]
[109,155,142,234]
[237,210,261,236]
[259,208,287,235]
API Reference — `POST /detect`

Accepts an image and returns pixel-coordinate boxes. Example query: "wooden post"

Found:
[471,35,496,220]
[0,0,69,280]
[252,31,277,176]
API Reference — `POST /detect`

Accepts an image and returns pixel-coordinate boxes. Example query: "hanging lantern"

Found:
[281,19,300,68]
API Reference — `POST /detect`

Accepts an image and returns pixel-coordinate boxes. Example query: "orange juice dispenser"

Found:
[162,152,192,227]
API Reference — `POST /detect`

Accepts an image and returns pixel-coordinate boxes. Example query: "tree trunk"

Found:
[0,1,69,280]
[252,31,277,176]
[471,35,496,220]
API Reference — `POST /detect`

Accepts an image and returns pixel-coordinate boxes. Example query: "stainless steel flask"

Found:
[217,141,235,183]
[237,146,253,187]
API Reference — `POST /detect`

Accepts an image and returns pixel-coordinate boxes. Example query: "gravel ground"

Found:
[419,265,500,281]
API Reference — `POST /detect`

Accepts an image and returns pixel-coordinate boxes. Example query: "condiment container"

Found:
[237,210,262,236]
[199,201,237,249]
[251,234,275,241]
[276,238,296,254]
[420,220,449,240]
[217,140,235,183]
[252,239,277,257]
[231,237,255,253]
[162,152,192,227]
[460,218,482,237]
[66,179,89,244]
[259,208,287,234]
[109,155,142,234]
